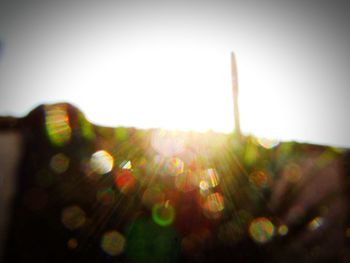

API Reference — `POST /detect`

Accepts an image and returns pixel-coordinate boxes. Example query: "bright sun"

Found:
[70,43,236,134]
[67,43,287,142]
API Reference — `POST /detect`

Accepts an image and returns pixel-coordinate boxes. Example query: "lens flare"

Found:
[202,168,220,188]
[204,192,224,213]
[151,130,185,157]
[119,160,132,170]
[61,205,86,230]
[101,230,126,256]
[249,217,275,243]
[45,105,72,147]
[199,180,209,191]
[115,169,136,194]
[308,217,324,231]
[90,150,114,174]
[256,137,280,149]
[50,153,70,174]
[197,168,220,191]
[152,201,176,227]
[166,157,184,176]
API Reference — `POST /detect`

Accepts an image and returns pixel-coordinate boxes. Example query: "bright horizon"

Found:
[1,0,349,147]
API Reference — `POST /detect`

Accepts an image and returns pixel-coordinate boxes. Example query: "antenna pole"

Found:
[231,52,241,138]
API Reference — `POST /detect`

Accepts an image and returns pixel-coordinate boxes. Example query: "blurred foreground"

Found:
[0,103,349,262]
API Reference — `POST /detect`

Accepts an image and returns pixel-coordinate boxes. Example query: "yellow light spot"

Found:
[90,150,114,174]
[249,217,275,243]
[101,230,126,256]
[308,217,324,231]
[206,168,220,188]
[45,104,72,147]
[198,168,220,190]
[278,225,288,236]
[199,180,209,191]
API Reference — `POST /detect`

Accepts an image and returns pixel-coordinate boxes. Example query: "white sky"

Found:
[0,0,349,147]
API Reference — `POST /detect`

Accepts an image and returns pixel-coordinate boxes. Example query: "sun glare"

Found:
[67,43,291,142]
[71,44,235,133]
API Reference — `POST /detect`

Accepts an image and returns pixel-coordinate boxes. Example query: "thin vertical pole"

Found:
[231,52,241,138]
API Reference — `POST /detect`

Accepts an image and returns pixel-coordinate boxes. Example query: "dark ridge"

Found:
[0,103,349,263]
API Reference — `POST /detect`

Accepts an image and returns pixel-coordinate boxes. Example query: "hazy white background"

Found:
[0,0,349,147]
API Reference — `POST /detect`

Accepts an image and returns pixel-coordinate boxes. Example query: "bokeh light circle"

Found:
[61,205,86,230]
[90,150,114,174]
[152,201,176,227]
[204,168,220,188]
[45,105,72,147]
[119,160,132,170]
[101,230,126,256]
[249,217,275,244]
[115,169,136,194]
[67,238,78,250]
[308,217,324,231]
[278,225,289,236]
[166,157,184,176]
[151,130,185,157]
[204,192,225,213]
[50,153,70,174]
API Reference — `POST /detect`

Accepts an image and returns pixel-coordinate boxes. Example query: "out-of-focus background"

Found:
[0,0,349,147]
